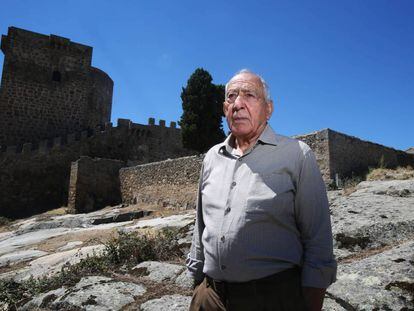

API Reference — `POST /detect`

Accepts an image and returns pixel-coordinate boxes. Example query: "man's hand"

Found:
[302,287,326,311]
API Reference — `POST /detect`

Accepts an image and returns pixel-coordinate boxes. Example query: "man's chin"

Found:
[230,127,252,138]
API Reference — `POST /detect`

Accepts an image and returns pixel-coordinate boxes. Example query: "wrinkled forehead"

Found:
[227,73,263,92]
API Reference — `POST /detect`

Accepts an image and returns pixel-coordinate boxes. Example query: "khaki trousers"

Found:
[189,268,307,311]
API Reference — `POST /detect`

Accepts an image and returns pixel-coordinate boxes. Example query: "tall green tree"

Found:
[179,68,225,152]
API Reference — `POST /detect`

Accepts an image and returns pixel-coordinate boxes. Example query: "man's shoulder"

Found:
[273,133,312,156]
[203,142,224,162]
[263,126,311,156]
[206,141,224,154]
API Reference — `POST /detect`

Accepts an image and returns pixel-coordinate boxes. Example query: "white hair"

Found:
[225,69,272,102]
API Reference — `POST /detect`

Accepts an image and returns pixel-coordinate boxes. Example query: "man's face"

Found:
[224,73,273,140]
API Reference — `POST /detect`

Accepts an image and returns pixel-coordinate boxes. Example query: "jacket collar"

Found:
[218,124,279,155]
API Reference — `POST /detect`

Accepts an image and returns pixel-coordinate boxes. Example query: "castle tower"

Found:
[0,27,113,147]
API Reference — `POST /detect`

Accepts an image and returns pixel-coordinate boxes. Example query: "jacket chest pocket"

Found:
[245,172,295,218]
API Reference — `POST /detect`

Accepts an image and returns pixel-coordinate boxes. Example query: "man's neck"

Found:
[233,123,267,155]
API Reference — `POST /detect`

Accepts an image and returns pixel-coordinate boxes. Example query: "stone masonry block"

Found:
[67,133,76,144]
[80,131,88,140]
[39,140,48,153]
[118,118,132,129]
[22,143,33,154]
[53,137,62,148]
[6,145,17,154]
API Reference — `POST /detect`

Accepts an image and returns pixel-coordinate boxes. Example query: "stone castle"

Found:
[0,27,192,218]
[0,26,413,219]
[0,27,113,148]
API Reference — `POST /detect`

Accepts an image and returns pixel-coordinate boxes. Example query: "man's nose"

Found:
[232,94,246,111]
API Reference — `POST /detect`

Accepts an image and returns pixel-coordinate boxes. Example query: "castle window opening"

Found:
[52,70,61,82]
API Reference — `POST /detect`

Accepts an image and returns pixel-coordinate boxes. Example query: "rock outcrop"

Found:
[0,178,413,310]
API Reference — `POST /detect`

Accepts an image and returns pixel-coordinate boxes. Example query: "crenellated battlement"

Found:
[0,114,191,218]
[0,117,181,157]
[122,117,178,129]
[1,129,92,156]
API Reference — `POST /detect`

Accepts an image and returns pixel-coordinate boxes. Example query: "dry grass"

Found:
[0,217,15,234]
[123,277,193,310]
[33,206,70,222]
[342,177,363,196]
[42,206,69,216]
[339,245,393,264]
[366,166,414,181]
[339,237,412,264]
[340,166,414,196]
[0,216,11,229]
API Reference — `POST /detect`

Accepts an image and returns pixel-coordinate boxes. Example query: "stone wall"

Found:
[294,129,330,181]
[0,27,113,147]
[119,129,414,210]
[68,156,124,213]
[118,132,332,210]
[328,129,414,180]
[0,118,193,218]
[296,129,414,183]
[120,155,203,210]
[0,147,78,219]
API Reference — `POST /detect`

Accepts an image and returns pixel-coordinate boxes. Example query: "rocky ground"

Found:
[0,176,413,310]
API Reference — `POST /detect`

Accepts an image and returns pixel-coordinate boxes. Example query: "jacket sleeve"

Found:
[295,148,337,288]
[186,164,205,284]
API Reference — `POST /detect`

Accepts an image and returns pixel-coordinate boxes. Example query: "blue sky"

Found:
[1,0,413,150]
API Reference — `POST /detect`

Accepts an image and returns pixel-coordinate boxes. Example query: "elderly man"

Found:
[186,70,336,311]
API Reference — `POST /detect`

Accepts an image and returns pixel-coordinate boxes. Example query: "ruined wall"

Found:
[120,155,203,210]
[0,145,80,218]
[328,129,414,180]
[295,129,414,182]
[0,118,193,218]
[0,27,113,147]
[119,129,414,210]
[294,129,331,182]
[119,131,331,210]
[68,156,124,213]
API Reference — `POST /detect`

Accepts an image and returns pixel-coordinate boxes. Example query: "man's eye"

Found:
[227,93,237,100]
[245,92,256,98]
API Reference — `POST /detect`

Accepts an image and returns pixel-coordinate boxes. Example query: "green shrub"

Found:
[0,216,11,226]
[0,228,183,309]
[105,228,183,266]
[0,279,29,310]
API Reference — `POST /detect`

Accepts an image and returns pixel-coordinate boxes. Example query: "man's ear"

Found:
[266,100,274,119]
[223,101,228,115]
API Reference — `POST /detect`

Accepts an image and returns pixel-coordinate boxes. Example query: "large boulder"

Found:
[330,179,414,260]
[326,240,414,310]
[22,276,147,310]
[140,294,191,311]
